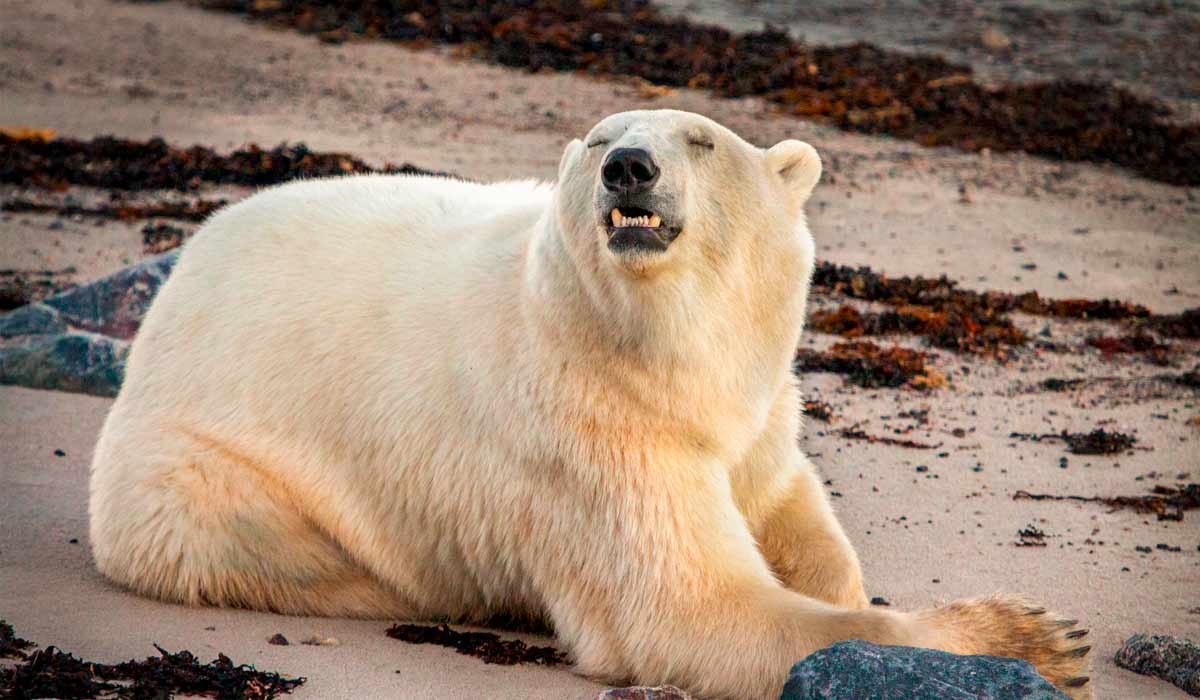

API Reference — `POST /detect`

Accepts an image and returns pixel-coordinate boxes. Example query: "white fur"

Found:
[90,110,1090,699]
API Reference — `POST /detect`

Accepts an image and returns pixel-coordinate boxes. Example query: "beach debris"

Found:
[0,620,304,699]
[267,633,290,646]
[385,623,565,666]
[835,427,942,450]
[0,621,34,659]
[781,640,1074,699]
[869,597,891,606]
[1169,367,1200,389]
[1013,484,1200,521]
[0,269,75,311]
[299,636,340,646]
[1145,308,1200,340]
[0,133,450,191]
[1009,429,1137,455]
[1015,525,1048,547]
[194,0,1200,186]
[1114,634,1200,696]
[2,196,228,222]
[142,222,189,254]
[597,687,695,700]
[1087,333,1171,364]
[802,400,834,422]
[794,341,945,390]
[813,263,1153,322]
[1041,378,1086,392]
[808,304,1027,355]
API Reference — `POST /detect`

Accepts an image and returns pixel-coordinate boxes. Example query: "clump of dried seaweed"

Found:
[808,304,1027,355]
[803,400,835,422]
[2,197,227,222]
[0,621,304,699]
[386,623,565,666]
[1014,484,1199,521]
[0,133,449,191]
[1015,525,1048,547]
[794,341,945,389]
[1009,429,1137,455]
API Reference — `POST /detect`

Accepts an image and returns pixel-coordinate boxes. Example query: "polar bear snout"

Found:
[601,147,660,195]
[598,148,682,254]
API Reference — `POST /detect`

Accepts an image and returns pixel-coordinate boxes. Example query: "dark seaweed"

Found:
[794,341,944,389]
[1009,429,1137,455]
[191,0,1200,185]
[385,623,565,666]
[0,134,450,191]
[0,622,304,700]
[2,197,228,223]
[1013,484,1199,521]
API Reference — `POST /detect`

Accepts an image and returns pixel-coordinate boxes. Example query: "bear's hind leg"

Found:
[90,426,412,619]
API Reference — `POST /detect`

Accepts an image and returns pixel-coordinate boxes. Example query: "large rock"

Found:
[1115,633,1200,696]
[0,252,179,396]
[0,303,67,339]
[39,251,178,339]
[0,332,128,397]
[781,640,1068,700]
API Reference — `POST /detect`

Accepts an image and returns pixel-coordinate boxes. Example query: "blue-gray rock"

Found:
[0,332,128,397]
[1115,633,1200,696]
[781,640,1068,700]
[39,250,178,339]
[0,303,66,338]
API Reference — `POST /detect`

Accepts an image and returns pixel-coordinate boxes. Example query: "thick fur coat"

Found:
[90,110,1091,699]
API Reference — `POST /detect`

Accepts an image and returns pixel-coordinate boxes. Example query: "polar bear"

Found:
[90,110,1090,699]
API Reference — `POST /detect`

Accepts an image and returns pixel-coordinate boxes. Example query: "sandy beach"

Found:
[1,1,1197,698]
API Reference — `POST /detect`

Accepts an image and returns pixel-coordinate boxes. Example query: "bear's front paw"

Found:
[916,595,1093,699]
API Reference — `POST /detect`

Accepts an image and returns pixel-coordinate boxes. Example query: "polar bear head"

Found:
[553,110,821,285]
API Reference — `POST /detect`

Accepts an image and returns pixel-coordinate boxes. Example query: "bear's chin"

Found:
[604,243,678,278]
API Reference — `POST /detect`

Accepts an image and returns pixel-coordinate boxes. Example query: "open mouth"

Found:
[609,206,662,230]
[605,206,679,253]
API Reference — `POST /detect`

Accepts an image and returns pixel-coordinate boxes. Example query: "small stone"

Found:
[53,449,65,457]
[1115,634,1200,696]
[981,27,1012,52]
[268,633,290,646]
[869,596,890,606]
[596,687,694,700]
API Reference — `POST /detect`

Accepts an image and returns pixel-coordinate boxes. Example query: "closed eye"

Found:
[687,135,714,150]
[587,139,610,149]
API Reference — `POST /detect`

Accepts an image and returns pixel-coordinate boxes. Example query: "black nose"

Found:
[601,148,660,194]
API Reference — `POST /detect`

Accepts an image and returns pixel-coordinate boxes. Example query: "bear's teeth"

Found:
[610,208,662,228]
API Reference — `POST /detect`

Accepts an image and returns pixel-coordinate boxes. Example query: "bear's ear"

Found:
[766,140,822,202]
[558,138,584,181]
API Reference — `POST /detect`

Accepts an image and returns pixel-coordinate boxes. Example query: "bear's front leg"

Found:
[730,389,869,609]
[752,455,870,610]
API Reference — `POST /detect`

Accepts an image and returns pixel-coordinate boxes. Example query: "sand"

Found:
[1,1,1198,698]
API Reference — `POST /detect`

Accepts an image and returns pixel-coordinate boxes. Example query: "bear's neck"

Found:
[522,208,809,421]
